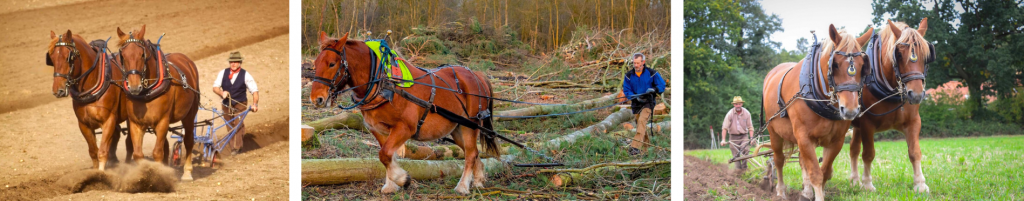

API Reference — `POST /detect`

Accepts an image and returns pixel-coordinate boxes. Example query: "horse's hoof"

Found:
[181,174,194,181]
[381,179,400,194]
[800,188,814,200]
[454,184,470,195]
[862,181,877,191]
[472,180,484,188]
[913,183,930,193]
[400,175,413,189]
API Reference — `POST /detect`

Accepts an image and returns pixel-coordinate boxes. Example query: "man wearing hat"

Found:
[212,51,259,155]
[622,52,666,156]
[721,96,754,170]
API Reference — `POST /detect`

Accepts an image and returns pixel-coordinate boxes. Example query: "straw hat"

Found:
[731,96,745,104]
[227,51,243,62]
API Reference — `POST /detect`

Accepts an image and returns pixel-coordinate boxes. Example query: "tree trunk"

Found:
[305,112,366,132]
[495,92,619,121]
[301,156,510,185]
[544,159,669,187]
[545,108,632,149]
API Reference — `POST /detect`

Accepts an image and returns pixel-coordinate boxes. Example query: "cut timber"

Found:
[301,125,314,142]
[305,112,366,132]
[544,159,670,187]
[545,108,633,149]
[399,144,510,160]
[495,92,618,121]
[301,156,510,185]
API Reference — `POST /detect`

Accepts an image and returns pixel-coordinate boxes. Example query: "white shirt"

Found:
[212,68,258,93]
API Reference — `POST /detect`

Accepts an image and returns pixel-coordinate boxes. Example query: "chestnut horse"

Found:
[849,18,933,193]
[115,25,201,181]
[309,31,499,194]
[762,25,872,200]
[46,30,134,170]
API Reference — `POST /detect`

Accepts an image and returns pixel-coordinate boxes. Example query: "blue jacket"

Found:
[622,66,666,99]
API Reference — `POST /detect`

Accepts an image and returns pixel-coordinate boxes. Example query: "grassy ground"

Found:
[686,136,1024,200]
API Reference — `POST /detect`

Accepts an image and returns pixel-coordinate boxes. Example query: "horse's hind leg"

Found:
[859,127,878,191]
[122,124,135,164]
[449,126,479,194]
[181,112,197,181]
[77,123,100,169]
[848,126,863,185]
[378,125,414,194]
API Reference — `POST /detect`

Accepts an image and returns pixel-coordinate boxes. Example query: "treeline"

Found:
[684,0,1024,149]
[301,0,670,55]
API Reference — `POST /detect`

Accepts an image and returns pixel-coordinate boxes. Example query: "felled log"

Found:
[544,108,633,149]
[398,144,509,160]
[301,156,510,185]
[495,92,618,121]
[543,160,670,187]
[305,112,366,132]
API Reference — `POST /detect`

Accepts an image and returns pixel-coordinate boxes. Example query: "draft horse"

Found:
[762,25,872,200]
[45,30,135,170]
[309,31,499,194]
[849,18,933,193]
[115,25,201,181]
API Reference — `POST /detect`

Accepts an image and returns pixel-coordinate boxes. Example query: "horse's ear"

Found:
[917,17,928,36]
[50,30,56,39]
[888,20,902,39]
[318,31,331,45]
[340,32,349,42]
[117,27,127,39]
[857,27,873,47]
[828,24,842,45]
[137,24,147,39]
[63,30,73,42]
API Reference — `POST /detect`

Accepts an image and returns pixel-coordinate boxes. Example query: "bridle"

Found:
[47,35,81,90]
[825,49,868,102]
[890,31,934,93]
[117,33,152,87]
[311,47,351,103]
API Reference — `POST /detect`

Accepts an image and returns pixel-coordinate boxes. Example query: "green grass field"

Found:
[686,136,1024,200]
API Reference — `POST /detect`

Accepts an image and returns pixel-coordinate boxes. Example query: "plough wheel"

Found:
[170,141,183,167]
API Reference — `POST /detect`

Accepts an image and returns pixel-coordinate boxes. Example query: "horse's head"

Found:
[884,18,932,104]
[309,31,356,108]
[46,30,82,98]
[821,24,873,120]
[115,25,152,96]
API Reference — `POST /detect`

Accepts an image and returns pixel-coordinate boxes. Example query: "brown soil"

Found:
[0,0,289,200]
[684,155,780,200]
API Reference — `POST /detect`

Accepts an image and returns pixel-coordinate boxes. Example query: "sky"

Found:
[759,0,879,51]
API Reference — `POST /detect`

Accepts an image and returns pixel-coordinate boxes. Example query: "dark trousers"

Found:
[222,102,247,153]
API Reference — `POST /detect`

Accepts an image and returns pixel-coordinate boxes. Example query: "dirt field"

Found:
[0,0,289,200]
[684,155,777,200]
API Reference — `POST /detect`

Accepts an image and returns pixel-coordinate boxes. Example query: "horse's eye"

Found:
[329,62,335,67]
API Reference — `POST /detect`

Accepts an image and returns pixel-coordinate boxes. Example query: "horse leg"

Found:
[77,123,100,169]
[848,126,862,185]
[181,112,197,181]
[904,117,929,193]
[97,117,119,170]
[152,119,171,165]
[769,131,788,199]
[860,127,878,191]
[796,136,824,201]
[450,126,482,192]
[378,125,413,194]
[820,137,846,184]
[123,124,135,164]
[128,121,146,162]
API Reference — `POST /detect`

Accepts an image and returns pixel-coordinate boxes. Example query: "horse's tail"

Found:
[477,72,501,158]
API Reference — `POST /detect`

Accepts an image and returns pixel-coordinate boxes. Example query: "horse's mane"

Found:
[878,21,932,65]
[319,38,360,50]
[818,29,863,62]
[47,34,84,54]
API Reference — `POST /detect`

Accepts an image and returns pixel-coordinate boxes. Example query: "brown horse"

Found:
[849,18,932,193]
[762,25,872,200]
[115,25,201,181]
[309,31,499,194]
[46,30,134,170]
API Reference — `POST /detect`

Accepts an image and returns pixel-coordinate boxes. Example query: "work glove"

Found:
[646,88,656,94]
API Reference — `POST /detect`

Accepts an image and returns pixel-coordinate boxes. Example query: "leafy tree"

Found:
[872,0,1024,118]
